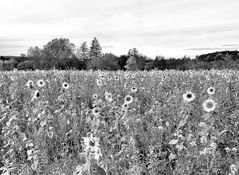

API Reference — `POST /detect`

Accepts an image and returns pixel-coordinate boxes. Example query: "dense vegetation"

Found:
[1,70,239,175]
[1,38,239,71]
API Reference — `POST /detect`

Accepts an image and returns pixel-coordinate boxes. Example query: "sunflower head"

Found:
[124,95,134,104]
[207,87,215,95]
[183,91,196,103]
[202,98,217,113]
[62,82,69,89]
[37,79,45,87]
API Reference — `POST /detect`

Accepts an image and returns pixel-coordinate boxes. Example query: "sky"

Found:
[0,0,239,58]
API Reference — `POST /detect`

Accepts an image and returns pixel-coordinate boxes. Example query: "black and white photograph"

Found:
[0,0,239,174]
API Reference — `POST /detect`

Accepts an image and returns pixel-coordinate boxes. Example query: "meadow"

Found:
[0,69,239,175]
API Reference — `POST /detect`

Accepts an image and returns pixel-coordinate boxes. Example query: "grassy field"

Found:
[0,69,239,175]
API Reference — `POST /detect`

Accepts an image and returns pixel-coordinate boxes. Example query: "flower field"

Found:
[1,69,239,175]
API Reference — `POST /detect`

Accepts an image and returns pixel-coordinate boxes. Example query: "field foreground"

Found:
[0,69,239,175]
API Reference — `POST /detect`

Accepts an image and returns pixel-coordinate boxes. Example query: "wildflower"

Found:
[107,76,112,81]
[33,90,40,99]
[200,135,207,144]
[210,141,217,150]
[122,103,129,109]
[62,82,69,89]
[131,86,138,93]
[230,164,238,174]
[207,86,215,95]
[96,79,103,86]
[92,107,100,117]
[115,76,120,81]
[124,95,133,104]
[169,139,178,145]
[105,92,113,102]
[37,79,45,87]
[202,99,217,112]
[225,147,231,152]
[26,80,34,89]
[98,74,105,80]
[92,94,98,100]
[183,91,196,103]
[47,130,54,138]
[82,133,102,160]
[199,148,209,155]
[131,74,135,78]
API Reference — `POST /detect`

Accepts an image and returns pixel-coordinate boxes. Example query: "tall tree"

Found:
[27,46,42,58]
[43,38,75,59]
[43,38,76,69]
[89,37,102,58]
[124,56,138,70]
[125,48,146,70]
[76,42,89,61]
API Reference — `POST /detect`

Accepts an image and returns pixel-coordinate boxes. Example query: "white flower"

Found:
[230,164,238,173]
[183,91,196,102]
[209,141,217,150]
[105,92,113,102]
[202,99,217,113]
[169,139,178,145]
[82,133,102,161]
[200,135,207,144]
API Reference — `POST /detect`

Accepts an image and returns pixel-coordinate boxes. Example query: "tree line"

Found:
[1,37,239,71]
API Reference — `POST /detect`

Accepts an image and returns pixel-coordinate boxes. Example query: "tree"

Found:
[27,46,42,58]
[117,55,128,70]
[124,56,138,70]
[43,38,75,59]
[0,56,10,63]
[17,60,35,70]
[153,56,167,70]
[89,37,102,58]
[43,38,76,69]
[87,53,119,70]
[76,42,89,61]
[125,48,146,70]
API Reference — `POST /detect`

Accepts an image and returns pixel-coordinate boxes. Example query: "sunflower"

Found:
[202,98,217,112]
[62,82,69,89]
[122,102,129,110]
[82,133,102,160]
[32,90,40,99]
[207,86,215,95]
[92,107,100,117]
[131,86,138,93]
[124,95,133,104]
[105,91,113,102]
[92,94,98,100]
[26,80,34,89]
[183,91,196,103]
[107,76,112,81]
[96,79,103,86]
[37,79,45,87]
[114,76,120,81]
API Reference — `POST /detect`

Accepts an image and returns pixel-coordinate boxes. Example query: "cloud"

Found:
[185,48,224,51]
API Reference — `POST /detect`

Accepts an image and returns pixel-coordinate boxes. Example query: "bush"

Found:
[17,60,35,70]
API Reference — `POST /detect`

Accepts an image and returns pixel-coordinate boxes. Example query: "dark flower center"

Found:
[187,93,192,99]
[89,140,95,147]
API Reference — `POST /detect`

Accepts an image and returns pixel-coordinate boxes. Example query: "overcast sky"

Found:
[0,0,239,58]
